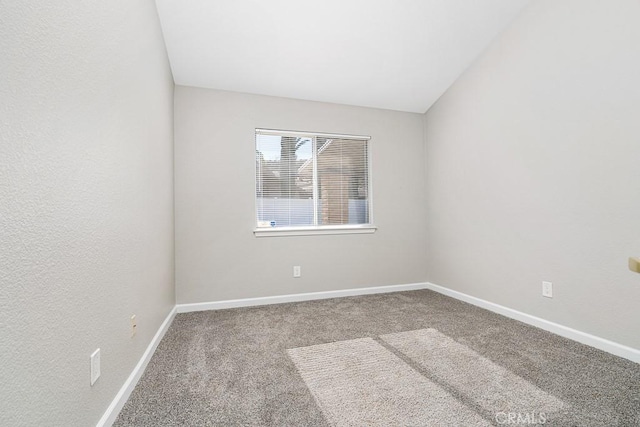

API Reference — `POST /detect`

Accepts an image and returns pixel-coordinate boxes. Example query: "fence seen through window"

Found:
[255,129,371,229]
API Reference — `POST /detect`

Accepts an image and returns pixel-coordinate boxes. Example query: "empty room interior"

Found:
[2,0,640,426]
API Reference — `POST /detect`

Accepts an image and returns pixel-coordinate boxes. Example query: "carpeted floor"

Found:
[114,290,640,426]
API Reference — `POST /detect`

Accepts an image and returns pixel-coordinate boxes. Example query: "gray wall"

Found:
[0,1,175,425]
[424,0,640,349]
[175,87,427,303]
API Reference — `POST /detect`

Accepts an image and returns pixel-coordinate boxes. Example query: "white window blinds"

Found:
[255,129,371,229]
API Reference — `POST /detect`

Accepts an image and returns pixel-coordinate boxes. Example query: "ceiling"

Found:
[155,0,530,113]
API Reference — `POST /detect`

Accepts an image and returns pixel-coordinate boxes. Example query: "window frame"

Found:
[253,128,377,237]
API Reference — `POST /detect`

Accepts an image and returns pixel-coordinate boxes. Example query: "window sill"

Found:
[253,225,377,237]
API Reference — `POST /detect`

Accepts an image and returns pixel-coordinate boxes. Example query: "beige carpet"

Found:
[114,290,640,426]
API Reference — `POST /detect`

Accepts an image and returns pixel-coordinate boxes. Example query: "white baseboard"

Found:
[96,306,177,427]
[176,282,429,313]
[424,282,640,364]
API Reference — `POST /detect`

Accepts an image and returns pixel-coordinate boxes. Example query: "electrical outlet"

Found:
[293,266,301,278]
[90,348,101,386]
[130,315,137,337]
[542,281,553,298]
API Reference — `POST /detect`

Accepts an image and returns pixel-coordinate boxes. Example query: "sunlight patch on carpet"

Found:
[380,328,566,416]
[288,337,490,426]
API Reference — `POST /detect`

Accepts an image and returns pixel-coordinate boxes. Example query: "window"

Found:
[255,129,375,236]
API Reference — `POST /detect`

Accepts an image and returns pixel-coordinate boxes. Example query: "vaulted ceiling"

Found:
[155,0,530,113]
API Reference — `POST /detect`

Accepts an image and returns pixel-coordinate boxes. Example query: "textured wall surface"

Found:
[0,1,175,425]
[424,0,640,349]
[175,87,427,304]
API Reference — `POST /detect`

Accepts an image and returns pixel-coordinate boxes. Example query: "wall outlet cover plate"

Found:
[542,281,553,298]
[90,348,101,386]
